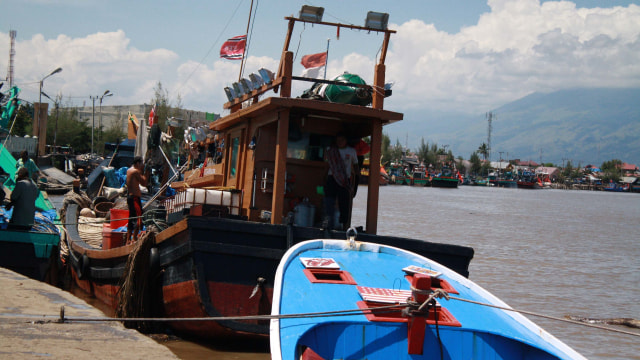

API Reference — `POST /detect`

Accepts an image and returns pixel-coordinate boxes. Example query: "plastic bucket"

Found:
[294,202,315,227]
[110,208,129,229]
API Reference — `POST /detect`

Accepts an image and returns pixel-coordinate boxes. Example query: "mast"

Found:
[238,0,255,81]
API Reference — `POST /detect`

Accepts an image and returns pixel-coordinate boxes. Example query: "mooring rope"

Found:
[4,294,638,338]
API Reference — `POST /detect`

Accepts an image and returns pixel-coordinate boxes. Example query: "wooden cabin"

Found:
[173,16,402,234]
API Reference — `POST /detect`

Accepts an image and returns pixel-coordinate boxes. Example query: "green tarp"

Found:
[0,144,54,211]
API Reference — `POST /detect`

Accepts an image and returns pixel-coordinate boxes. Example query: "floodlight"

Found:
[258,68,275,84]
[248,73,264,89]
[299,5,324,22]
[365,11,389,30]
[240,78,253,93]
[224,87,236,102]
[232,82,245,96]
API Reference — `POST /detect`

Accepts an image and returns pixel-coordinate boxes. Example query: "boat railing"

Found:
[162,188,242,220]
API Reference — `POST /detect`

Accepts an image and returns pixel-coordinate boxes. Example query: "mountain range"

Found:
[386,88,640,167]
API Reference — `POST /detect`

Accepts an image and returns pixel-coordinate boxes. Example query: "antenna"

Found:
[486,112,493,162]
[6,30,16,87]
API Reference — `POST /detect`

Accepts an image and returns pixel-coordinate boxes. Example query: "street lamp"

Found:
[99,90,112,142]
[90,90,112,157]
[36,67,62,157]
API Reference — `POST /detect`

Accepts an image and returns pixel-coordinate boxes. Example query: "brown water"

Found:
[59,187,640,359]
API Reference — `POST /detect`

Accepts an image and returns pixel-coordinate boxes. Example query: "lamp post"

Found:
[36,67,62,157]
[99,90,112,143]
[90,95,97,156]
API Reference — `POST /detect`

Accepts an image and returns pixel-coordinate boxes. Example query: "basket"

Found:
[95,201,114,217]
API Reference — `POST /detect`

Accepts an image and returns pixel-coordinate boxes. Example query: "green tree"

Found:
[469,152,482,175]
[389,139,404,163]
[416,138,429,165]
[601,159,623,182]
[45,103,92,153]
[381,132,391,164]
[477,143,489,161]
[10,103,34,136]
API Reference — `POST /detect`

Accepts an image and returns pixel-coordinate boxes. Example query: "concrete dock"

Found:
[0,267,178,359]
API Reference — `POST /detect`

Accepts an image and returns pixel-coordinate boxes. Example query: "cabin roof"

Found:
[210,97,403,132]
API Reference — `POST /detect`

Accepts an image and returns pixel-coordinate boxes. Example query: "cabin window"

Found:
[229,136,240,178]
[286,133,333,161]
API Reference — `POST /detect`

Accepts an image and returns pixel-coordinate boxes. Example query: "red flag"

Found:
[301,52,327,68]
[220,35,247,60]
[149,105,157,126]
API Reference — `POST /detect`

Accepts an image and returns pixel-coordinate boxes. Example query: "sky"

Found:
[2,0,640,124]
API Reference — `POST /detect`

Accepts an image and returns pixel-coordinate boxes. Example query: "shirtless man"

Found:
[126,156,148,244]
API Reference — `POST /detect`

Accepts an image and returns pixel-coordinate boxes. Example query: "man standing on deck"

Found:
[7,167,39,231]
[324,133,359,230]
[126,156,148,244]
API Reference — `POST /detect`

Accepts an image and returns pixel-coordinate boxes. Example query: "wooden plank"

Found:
[366,119,382,234]
[271,110,289,224]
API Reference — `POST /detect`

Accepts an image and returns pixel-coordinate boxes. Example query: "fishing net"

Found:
[115,228,162,332]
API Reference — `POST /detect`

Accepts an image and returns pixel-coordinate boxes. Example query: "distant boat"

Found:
[271,238,586,360]
[410,169,430,186]
[360,159,389,186]
[431,167,459,188]
[517,172,542,189]
[387,164,409,185]
[603,180,629,192]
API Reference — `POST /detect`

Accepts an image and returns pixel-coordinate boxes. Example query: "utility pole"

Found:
[90,95,97,156]
[486,112,493,163]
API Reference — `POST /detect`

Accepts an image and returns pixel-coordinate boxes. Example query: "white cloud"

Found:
[387,0,640,113]
[2,0,639,116]
[4,30,179,107]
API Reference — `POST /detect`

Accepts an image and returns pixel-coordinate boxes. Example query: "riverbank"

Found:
[0,266,178,359]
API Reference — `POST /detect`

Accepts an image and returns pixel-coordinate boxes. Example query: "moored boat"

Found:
[270,237,587,360]
[62,8,475,341]
[431,167,459,188]
[0,144,60,282]
[517,171,543,189]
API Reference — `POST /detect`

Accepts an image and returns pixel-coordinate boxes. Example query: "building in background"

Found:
[73,104,218,134]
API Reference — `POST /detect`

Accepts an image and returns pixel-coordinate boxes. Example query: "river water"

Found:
[57,186,640,359]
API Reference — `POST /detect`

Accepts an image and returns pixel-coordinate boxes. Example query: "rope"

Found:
[445,295,640,337]
[4,296,639,338]
[6,303,404,324]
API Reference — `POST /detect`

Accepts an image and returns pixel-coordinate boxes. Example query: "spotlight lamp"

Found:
[258,68,275,84]
[299,5,324,23]
[365,11,389,30]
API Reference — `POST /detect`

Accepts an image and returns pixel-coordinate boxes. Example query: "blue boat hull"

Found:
[271,240,585,360]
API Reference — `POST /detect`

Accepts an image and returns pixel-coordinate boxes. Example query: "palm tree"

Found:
[477,143,489,161]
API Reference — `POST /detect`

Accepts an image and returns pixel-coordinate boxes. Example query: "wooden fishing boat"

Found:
[411,169,430,186]
[0,144,60,282]
[517,172,543,189]
[271,237,587,360]
[360,159,389,186]
[430,167,459,188]
[63,8,475,340]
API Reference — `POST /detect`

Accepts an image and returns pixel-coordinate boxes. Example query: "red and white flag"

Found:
[148,105,157,126]
[220,35,247,60]
[300,51,327,79]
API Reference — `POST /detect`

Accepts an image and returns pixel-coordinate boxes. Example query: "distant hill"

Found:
[386,88,640,167]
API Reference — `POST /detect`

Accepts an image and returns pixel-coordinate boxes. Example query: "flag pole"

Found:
[324,38,330,80]
[238,0,254,81]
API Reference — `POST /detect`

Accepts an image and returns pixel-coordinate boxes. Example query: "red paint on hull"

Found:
[161,280,273,339]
